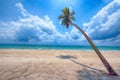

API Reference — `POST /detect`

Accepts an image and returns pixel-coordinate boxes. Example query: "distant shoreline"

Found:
[0,44,120,51]
[0,48,120,51]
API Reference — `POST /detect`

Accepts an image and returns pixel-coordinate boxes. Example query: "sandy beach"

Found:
[0,49,120,80]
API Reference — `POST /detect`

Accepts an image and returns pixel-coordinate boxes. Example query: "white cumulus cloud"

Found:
[0,2,83,45]
[83,0,120,45]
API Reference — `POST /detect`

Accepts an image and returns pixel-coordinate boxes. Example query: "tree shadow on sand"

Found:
[76,68,119,80]
[56,55,118,80]
[56,55,105,72]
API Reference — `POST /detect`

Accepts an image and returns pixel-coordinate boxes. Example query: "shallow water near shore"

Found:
[0,44,120,51]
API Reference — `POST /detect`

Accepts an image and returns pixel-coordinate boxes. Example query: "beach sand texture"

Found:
[0,49,120,80]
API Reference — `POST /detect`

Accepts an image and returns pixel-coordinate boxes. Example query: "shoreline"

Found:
[0,49,120,52]
[0,44,120,51]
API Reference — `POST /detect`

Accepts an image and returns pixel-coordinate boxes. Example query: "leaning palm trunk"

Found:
[71,23,118,76]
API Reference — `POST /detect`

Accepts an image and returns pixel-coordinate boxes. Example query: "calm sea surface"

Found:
[0,44,120,51]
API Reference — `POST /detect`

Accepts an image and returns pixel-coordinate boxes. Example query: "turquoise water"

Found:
[0,44,120,51]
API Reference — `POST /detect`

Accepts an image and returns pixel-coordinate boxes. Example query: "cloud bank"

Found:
[0,3,82,45]
[83,0,120,46]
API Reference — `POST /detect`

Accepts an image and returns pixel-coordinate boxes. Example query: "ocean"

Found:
[0,44,120,51]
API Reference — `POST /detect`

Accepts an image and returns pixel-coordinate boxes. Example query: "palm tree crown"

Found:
[58,7,75,28]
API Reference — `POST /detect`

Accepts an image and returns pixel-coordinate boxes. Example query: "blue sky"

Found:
[0,0,120,46]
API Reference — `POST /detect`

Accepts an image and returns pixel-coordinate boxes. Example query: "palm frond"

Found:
[70,16,75,20]
[58,7,75,28]
[58,15,65,19]
[70,11,75,16]
[62,18,67,25]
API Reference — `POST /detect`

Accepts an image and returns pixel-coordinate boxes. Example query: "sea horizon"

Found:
[0,44,120,51]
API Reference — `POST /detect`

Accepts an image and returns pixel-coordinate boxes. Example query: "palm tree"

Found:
[58,7,118,76]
